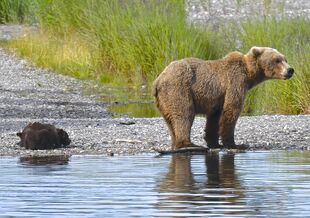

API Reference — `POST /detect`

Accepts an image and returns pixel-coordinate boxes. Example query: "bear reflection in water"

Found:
[157,152,249,215]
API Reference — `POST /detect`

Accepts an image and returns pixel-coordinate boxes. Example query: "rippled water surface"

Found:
[0,151,309,217]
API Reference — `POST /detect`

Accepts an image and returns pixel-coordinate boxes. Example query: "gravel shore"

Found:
[0,45,309,156]
[1,18,310,156]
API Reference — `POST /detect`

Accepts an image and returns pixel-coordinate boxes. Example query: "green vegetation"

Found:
[0,0,309,115]
[6,0,221,84]
[0,0,35,23]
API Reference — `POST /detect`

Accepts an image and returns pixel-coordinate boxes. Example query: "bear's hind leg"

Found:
[172,114,199,149]
[162,115,177,149]
[155,83,200,150]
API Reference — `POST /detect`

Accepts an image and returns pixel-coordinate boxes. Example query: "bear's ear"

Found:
[17,132,22,138]
[249,46,264,57]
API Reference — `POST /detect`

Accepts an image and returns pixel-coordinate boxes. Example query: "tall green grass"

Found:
[0,0,35,23]
[1,0,310,114]
[74,0,221,85]
[6,0,222,84]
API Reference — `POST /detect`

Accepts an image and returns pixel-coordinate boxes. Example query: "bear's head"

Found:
[57,128,71,146]
[247,46,294,80]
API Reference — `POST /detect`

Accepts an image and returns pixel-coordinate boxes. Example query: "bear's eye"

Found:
[275,58,282,64]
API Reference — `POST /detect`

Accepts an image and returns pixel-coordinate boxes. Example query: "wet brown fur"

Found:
[17,122,71,150]
[153,47,293,149]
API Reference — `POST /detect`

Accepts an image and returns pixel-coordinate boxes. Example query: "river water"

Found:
[0,151,309,217]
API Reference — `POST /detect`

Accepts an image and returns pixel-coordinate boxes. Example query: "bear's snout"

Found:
[285,67,294,79]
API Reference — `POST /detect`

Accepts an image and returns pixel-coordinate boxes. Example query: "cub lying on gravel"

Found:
[17,122,71,150]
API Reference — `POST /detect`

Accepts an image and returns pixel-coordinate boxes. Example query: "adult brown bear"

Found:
[17,122,71,150]
[153,47,294,150]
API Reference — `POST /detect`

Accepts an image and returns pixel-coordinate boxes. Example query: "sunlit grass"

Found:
[7,30,95,80]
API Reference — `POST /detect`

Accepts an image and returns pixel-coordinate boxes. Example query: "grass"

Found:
[4,0,222,84]
[0,0,35,23]
[7,31,95,80]
[0,0,309,114]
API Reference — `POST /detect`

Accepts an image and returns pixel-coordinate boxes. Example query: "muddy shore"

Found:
[1,2,310,156]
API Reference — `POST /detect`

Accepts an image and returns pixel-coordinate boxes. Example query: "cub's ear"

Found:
[249,46,265,57]
[17,132,22,138]
[57,128,71,145]
[57,128,65,136]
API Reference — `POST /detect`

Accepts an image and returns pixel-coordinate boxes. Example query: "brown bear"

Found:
[153,47,294,150]
[17,122,71,150]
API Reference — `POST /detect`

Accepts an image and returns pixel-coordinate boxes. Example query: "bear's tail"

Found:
[152,79,158,97]
[152,79,161,111]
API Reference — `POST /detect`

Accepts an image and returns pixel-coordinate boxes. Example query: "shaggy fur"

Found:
[153,46,294,150]
[17,122,71,150]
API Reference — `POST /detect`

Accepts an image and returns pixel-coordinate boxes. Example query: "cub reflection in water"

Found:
[156,152,247,215]
[19,155,70,166]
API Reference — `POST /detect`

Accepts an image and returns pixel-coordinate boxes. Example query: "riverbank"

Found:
[0,44,309,156]
[0,23,309,156]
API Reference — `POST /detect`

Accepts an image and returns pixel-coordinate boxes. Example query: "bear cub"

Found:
[153,46,294,150]
[17,122,71,150]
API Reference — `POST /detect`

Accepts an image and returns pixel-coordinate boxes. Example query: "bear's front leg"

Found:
[220,117,237,149]
[219,108,249,150]
[204,111,221,148]
[219,98,243,149]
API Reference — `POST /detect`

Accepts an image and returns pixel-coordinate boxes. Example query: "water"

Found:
[108,102,160,118]
[0,151,309,217]
[83,83,158,118]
